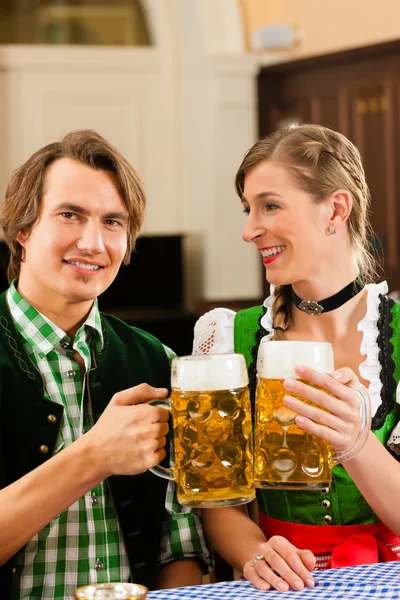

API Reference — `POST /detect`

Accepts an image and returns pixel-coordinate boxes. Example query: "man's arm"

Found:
[155,479,212,588]
[0,384,169,565]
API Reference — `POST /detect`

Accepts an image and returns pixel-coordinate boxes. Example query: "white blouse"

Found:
[193,282,400,451]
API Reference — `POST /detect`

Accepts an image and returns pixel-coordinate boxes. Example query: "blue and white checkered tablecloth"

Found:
[148,561,400,600]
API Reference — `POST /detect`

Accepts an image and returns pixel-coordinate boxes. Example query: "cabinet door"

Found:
[258,46,400,293]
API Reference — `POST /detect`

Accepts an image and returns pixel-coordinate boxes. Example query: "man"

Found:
[0,130,211,599]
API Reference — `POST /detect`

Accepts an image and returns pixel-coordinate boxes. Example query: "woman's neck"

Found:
[288,288,368,343]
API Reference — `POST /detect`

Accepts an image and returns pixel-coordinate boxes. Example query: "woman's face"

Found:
[241,160,335,288]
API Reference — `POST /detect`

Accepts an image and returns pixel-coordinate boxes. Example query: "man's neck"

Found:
[15,281,94,339]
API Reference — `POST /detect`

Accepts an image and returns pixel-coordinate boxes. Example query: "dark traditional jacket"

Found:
[0,291,172,596]
[234,293,400,527]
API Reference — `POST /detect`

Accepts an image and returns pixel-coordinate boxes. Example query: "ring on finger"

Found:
[249,553,265,568]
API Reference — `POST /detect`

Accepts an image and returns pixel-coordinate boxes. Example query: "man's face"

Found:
[17,157,129,308]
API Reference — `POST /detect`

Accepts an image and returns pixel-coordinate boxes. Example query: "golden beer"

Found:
[171,386,254,506]
[74,583,147,599]
[255,377,333,489]
[150,353,255,507]
[255,341,334,490]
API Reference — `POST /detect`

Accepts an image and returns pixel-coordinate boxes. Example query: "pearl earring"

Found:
[328,226,336,235]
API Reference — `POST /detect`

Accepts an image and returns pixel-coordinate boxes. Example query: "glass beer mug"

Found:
[74,583,147,599]
[150,353,255,507]
[254,340,371,490]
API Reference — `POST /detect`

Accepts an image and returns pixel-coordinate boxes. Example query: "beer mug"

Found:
[74,583,147,599]
[254,340,371,490]
[150,353,255,507]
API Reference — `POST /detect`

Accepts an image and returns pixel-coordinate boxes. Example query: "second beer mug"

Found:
[150,353,255,507]
[255,340,371,490]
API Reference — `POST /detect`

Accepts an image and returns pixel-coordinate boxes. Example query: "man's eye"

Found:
[105,219,119,227]
[62,212,76,219]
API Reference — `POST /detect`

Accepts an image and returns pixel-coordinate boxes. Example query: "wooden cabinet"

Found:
[258,40,400,293]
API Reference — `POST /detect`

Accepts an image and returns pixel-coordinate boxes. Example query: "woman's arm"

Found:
[284,367,400,536]
[344,432,400,536]
[203,505,315,592]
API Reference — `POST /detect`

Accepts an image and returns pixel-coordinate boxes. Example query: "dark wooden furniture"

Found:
[258,39,400,294]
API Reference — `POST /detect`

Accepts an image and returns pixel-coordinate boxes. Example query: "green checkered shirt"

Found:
[7,282,211,600]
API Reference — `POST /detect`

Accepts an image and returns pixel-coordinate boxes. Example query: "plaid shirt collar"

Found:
[6,280,104,358]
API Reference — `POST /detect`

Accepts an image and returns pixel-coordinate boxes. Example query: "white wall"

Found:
[0,0,269,304]
[241,0,400,58]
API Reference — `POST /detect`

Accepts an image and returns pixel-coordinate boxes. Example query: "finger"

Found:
[262,550,313,590]
[242,564,271,591]
[151,447,166,467]
[298,549,316,573]
[294,367,359,405]
[285,375,358,413]
[113,384,168,406]
[256,558,302,591]
[330,367,360,386]
[135,405,170,423]
[155,436,167,450]
[283,394,353,433]
[156,421,170,438]
[292,413,347,448]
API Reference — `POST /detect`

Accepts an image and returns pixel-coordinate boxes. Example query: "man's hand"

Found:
[84,383,170,478]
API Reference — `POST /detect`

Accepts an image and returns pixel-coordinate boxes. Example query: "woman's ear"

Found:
[328,189,353,231]
[16,231,28,246]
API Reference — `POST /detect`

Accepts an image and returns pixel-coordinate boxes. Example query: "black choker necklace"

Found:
[291,279,364,316]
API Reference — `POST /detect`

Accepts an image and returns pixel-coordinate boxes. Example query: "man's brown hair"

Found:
[1,129,146,283]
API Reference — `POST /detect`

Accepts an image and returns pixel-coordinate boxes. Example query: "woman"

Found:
[193,124,400,591]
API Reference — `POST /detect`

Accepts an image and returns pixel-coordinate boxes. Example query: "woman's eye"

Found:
[242,206,250,215]
[265,204,279,212]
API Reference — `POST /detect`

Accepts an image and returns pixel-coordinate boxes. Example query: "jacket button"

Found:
[47,414,57,424]
[39,445,49,454]
[95,560,103,571]
[12,567,16,574]
[324,515,332,524]
[322,499,331,509]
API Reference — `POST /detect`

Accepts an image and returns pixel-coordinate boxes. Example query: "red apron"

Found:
[259,512,400,568]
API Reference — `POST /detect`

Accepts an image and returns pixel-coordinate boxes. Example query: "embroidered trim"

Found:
[0,316,36,380]
[248,306,269,412]
[373,295,396,430]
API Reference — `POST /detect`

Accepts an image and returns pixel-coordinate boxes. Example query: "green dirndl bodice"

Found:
[234,297,400,526]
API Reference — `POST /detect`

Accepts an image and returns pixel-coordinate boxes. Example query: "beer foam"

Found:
[172,353,248,391]
[257,340,334,379]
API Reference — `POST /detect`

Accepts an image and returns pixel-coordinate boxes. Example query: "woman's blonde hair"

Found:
[1,129,146,283]
[234,124,379,339]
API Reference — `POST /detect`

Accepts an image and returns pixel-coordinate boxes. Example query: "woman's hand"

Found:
[283,366,364,454]
[243,536,316,591]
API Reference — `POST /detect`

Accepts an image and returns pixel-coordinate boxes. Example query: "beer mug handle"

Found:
[332,383,371,464]
[147,399,175,481]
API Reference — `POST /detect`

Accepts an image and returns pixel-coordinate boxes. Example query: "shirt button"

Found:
[47,414,57,424]
[321,487,330,494]
[322,499,331,509]
[67,370,75,378]
[324,515,333,524]
[91,493,99,505]
[95,559,103,571]
[12,567,16,574]
[61,342,70,350]
[39,445,49,454]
